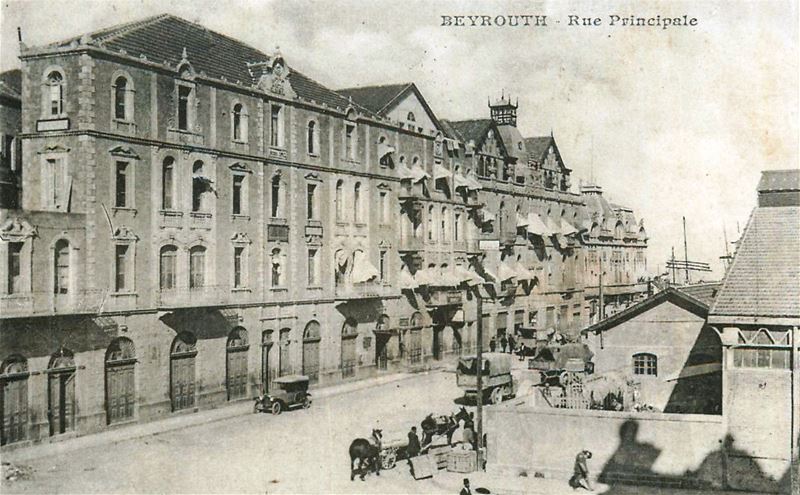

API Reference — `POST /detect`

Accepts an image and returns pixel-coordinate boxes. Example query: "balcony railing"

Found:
[335,282,395,300]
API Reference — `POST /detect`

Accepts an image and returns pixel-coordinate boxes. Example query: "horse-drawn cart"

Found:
[377,432,407,469]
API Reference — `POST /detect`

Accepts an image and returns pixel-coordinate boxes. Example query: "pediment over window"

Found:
[112,225,138,242]
[231,232,252,245]
[37,144,70,155]
[376,182,391,190]
[108,146,140,160]
[304,172,322,182]
[0,217,37,241]
[229,162,252,174]
[177,47,196,80]
[378,240,392,249]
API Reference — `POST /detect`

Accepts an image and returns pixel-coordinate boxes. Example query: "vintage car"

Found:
[254,375,312,415]
[456,352,515,405]
[530,342,595,387]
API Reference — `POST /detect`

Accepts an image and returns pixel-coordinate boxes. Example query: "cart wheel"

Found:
[253,401,261,414]
[302,397,311,409]
[381,450,397,470]
[559,371,571,386]
[270,401,282,415]
[491,387,503,405]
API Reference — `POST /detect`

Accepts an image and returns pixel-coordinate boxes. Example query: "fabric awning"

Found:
[409,165,430,183]
[481,210,496,223]
[454,265,481,286]
[414,268,433,286]
[398,269,417,290]
[466,175,482,191]
[526,213,551,237]
[433,164,451,181]
[498,262,517,282]
[397,165,416,181]
[438,267,462,287]
[378,143,396,159]
[560,218,578,236]
[517,215,530,228]
[335,250,349,268]
[454,174,470,190]
[481,268,498,284]
[351,251,379,283]
[514,262,536,280]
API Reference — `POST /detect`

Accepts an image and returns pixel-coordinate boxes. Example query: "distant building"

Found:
[708,168,799,493]
[582,287,721,414]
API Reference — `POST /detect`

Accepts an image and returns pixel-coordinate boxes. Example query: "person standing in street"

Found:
[489,336,496,352]
[507,334,516,354]
[459,478,472,495]
[500,334,508,353]
[569,449,593,491]
[407,426,421,458]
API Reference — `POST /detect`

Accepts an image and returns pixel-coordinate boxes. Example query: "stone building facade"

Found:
[0,14,647,446]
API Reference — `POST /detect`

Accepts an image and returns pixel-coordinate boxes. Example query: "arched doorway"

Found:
[47,348,76,436]
[1,355,29,445]
[170,332,197,411]
[279,328,291,377]
[341,319,358,378]
[261,330,273,393]
[226,327,249,400]
[105,338,135,424]
[375,315,390,371]
[302,321,321,383]
[409,312,424,364]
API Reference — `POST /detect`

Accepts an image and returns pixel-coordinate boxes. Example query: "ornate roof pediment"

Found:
[0,217,37,241]
[231,232,252,244]
[37,144,70,155]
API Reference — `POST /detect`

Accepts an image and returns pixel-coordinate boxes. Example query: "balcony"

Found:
[424,288,463,307]
[156,286,227,309]
[398,183,425,202]
[335,282,394,300]
[398,236,424,253]
[465,191,483,209]
[268,219,290,242]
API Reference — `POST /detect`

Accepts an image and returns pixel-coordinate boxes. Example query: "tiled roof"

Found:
[497,126,526,161]
[336,83,411,115]
[443,119,493,145]
[0,69,21,101]
[439,120,462,141]
[36,14,359,112]
[757,169,800,192]
[710,206,800,320]
[678,282,722,307]
[524,136,552,163]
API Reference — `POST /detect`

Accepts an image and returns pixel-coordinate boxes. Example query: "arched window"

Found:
[441,206,448,242]
[270,176,281,218]
[498,201,505,234]
[303,321,321,382]
[189,246,206,288]
[633,353,657,376]
[54,239,69,294]
[192,160,210,212]
[271,248,283,287]
[307,121,317,154]
[427,205,436,241]
[1,355,29,445]
[47,71,65,116]
[226,327,249,400]
[159,245,177,290]
[335,180,344,221]
[162,157,175,210]
[353,182,362,223]
[114,76,128,120]
[232,103,246,141]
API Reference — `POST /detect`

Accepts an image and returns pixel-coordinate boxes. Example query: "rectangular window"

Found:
[307,249,317,286]
[162,162,174,210]
[232,175,244,215]
[115,161,128,208]
[46,157,66,209]
[1,135,13,170]
[306,184,316,220]
[454,212,461,241]
[345,124,355,159]
[115,245,128,292]
[633,354,657,376]
[271,179,280,218]
[379,250,387,281]
[270,105,282,147]
[379,191,387,224]
[177,86,192,131]
[234,247,244,288]
[8,242,22,294]
[160,250,176,290]
[189,249,205,289]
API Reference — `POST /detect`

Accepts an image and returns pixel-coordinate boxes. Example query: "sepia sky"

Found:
[2,0,797,280]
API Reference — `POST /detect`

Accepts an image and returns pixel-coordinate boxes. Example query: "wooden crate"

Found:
[428,446,451,470]
[447,450,477,473]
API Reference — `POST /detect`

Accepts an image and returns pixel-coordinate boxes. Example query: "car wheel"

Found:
[271,401,282,415]
[302,397,311,409]
[491,387,503,405]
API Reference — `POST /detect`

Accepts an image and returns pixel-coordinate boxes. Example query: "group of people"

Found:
[488,334,516,354]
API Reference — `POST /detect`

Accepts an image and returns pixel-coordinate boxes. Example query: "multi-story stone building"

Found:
[0,14,647,446]
[0,69,21,208]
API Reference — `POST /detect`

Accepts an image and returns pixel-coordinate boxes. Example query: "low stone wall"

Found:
[485,401,732,490]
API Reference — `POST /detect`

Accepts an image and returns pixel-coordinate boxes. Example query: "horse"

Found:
[421,407,472,447]
[348,429,382,481]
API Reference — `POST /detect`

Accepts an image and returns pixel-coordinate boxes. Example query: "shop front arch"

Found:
[170,332,197,412]
[261,330,273,393]
[302,321,321,383]
[47,348,76,436]
[374,315,391,371]
[105,338,136,424]
[226,327,249,400]
[341,319,358,378]
[1,355,29,445]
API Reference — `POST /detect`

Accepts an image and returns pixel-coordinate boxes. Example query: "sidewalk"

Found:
[3,369,424,464]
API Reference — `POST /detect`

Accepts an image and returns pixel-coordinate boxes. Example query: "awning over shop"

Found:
[526,213,552,237]
[409,164,430,183]
[498,262,517,282]
[413,268,434,286]
[466,174,482,191]
[454,265,481,286]
[351,251,379,283]
[433,164,451,181]
[397,164,415,180]
[516,215,530,228]
[454,174,470,191]
[513,262,537,280]
[378,142,396,160]
[560,218,578,236]
[398,269,417,290]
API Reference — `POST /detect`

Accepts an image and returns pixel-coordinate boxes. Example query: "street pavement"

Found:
[1,368,773,494]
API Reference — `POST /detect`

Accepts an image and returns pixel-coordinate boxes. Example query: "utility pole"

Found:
[475,289,484,459]
[682,216,690,284]
[671,247,676,286]
[598,270,604,321]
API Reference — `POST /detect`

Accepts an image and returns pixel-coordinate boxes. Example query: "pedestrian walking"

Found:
[518,342,527,361]
[489,336,496,352]
[569,449,593,491]
[407,426,421,458]
[500,334,508,353]
[507,335,516,354]
[459,478,472,495]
